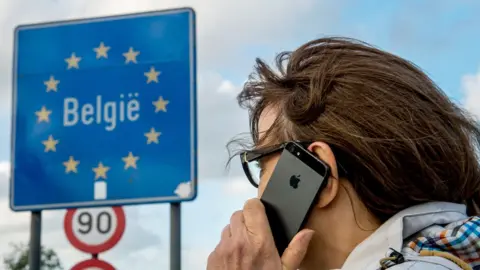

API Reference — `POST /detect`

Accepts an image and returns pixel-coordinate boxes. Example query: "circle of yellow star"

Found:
[44,75,60,92]
[65,53,81,69]
[93,42,110,59]
[42,135,59,152]
[35,106,52,123]
[63,156,80,173]
[93,162,110,180]
[144,67,160,83]
[123,47,140,64]
[144,127,161,144]
[122,152,139,170]
[153,96,169,113]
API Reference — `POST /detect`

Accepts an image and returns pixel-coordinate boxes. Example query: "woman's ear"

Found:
[308,142,339,208]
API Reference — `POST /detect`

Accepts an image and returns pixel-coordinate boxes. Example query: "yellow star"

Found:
[153,96,169,113]
[44,75,60,92]
[65,53,81,69]
[93,42,110,59]
[42,135,59,152]
[123,47,140,64]
[144,127,161,144]
[63,156,80,174]
[35,106,52,123]
[93,162,110,180]
[122,152,139,170]
[144,66,160,83]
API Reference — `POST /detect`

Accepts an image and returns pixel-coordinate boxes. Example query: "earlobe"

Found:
[317,176,339,208]
[308,142,340,208]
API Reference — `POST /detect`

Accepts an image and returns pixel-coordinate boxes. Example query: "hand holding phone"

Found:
[206,198,315,270]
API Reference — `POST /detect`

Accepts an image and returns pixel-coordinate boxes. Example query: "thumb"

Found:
[281,229,315,270]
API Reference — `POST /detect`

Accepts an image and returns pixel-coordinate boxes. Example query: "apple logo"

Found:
[289,175,301,189]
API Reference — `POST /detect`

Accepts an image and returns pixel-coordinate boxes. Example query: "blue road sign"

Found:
[11,8,197,211]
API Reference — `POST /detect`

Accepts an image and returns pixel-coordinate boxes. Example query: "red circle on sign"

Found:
[64,206,125,254]
[71,259,115,270]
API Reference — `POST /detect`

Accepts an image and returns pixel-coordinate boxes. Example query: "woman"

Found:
[207,37,480,270]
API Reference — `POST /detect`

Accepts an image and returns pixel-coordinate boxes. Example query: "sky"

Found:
[0,0,480,269]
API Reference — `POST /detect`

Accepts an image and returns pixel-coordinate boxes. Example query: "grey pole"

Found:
[29,211,42,270]
[170,202,181,270]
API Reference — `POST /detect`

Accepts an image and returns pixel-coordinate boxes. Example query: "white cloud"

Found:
[197,71,249,178]
[222,176,256,196]
[0,162,9,174]
[462,68,480,117]
[217,80,239,95]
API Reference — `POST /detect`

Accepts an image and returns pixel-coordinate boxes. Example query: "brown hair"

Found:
[233,37,480,222]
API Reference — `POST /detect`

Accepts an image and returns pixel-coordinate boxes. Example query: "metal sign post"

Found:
[28,211,41,270]
[171,202,181,270]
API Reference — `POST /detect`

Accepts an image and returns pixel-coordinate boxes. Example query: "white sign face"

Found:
[71,207,118,246]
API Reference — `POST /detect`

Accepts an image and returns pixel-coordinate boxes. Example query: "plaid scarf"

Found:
[404,216,480,270]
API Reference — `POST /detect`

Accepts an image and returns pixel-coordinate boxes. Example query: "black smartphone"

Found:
[260,141,330,256]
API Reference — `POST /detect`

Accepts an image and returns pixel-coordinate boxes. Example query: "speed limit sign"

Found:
[64,206,126,254]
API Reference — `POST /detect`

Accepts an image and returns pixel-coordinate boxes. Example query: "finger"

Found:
[229,210,245,236]
[221,224,231,239]
[243,198,271,235]
[206,251,221,270]
[281,229,315,270]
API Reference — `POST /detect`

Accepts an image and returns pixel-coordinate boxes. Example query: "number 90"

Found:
[77,211,112,235]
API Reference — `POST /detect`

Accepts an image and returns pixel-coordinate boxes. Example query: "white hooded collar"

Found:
[339,202,467,270]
